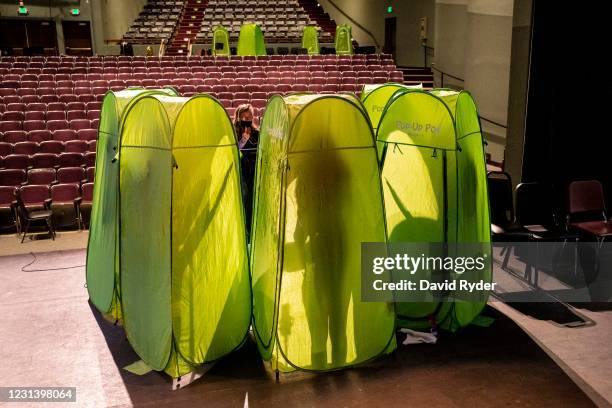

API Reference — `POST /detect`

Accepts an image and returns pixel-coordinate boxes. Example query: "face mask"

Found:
[241,120,252,128]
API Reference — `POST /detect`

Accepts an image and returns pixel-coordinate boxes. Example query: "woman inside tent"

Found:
[234,103,259,237]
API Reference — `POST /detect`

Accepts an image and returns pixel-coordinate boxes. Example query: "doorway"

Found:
[384,17,397,58]
[62,21,93,56]
[0,19,57,55]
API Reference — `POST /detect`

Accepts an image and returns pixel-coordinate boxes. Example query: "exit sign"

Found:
[387,5,393,13]
[71,8,80,16]
[18,5,29,15]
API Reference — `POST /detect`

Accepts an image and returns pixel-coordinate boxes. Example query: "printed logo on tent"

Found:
[395,120,441,135]
[265,125,283,140]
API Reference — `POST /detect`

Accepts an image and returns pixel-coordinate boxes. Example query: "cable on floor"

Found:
[21,252,86,272]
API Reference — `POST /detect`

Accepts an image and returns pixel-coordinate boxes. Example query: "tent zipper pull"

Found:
[111,152,119,163]
[172,155,178,169]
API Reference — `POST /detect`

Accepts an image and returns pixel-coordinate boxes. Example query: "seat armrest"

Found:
[44,198,52,210]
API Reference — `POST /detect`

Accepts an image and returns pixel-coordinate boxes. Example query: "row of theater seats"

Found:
[0,140,96,155]
[0,54,393,65]
[0,129,97,143]
[123,0,183,42]
[0,167,95,187]
[197,0,334,42]
[0,119,99,133]
[0,152,96,170]
[1,68,398,83]
[122,0,335,44]
[2,182,94,231]
[0,60,395,74]
[197,4,320,43]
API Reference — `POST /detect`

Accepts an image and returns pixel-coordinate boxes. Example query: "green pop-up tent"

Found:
[237,23,267,56]
[335,24,353,55]
[86,88,177,321]
[87,92,251,377]
[361,83,424,160]
[250,94,396,373]
[212,26,230,56]
[117,93,252,377]
[361,83,424,132]
[301,25,320,55]
[376,89,491,331]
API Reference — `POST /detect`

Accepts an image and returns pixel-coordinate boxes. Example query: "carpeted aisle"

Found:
[0,249,594,407]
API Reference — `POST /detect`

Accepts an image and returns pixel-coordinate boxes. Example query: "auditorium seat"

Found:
[27,130,53,143]
[59,153,84,168]
[0,121,21,132]
[31,153,58,169]
[50,183,82,228]
[57,167,85,186]
[27,168,56,186]
[25,111,45,121]
[65,140,88,153]
[4,154,30,170]
[0,185,18,231]
[0,169,26,186]
[13,142,37,155]
[0,142,12,157]
[54,130,77,142]
[78,129,97,141]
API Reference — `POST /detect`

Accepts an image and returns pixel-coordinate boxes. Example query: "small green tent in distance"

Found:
[301,25,320,55]
[335,24,353,55]
[117,93,252,377]
[376,89,491,331]
[251,93,396,373]
[212,26,230,56]
[86,88,177,321]
[237,23,267,56]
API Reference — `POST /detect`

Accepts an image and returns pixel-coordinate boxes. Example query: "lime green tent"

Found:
[212,26,230,56]
[237,23,267,56]
[87,92,251,377]
[361,83,424,132]
[361,83,424,160]
[335,24,353,55]
[86,88,177,321]
[301,25,320,55]
[250,94,396,373]
[376,89,491,331]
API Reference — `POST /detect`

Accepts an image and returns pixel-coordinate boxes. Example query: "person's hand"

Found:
[242,127,251,141]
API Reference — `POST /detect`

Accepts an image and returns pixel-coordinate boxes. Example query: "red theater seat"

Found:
[39,140,64,154]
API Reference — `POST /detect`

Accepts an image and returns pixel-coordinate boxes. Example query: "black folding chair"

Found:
[15,193,55,243]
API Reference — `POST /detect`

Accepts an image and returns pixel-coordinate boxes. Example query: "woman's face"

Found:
[240,110,253,122]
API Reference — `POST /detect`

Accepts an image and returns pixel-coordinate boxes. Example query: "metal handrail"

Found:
[430,65,507,129]
[480,117,507,129]
[431,65,464,83]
